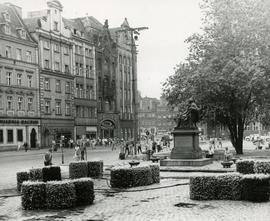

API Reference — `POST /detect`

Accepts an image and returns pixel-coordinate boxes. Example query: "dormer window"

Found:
[18,29,26,39]
[4,25,11,35]
[74,29,77,34]
[3,12,10,22]
[53,21,59,31]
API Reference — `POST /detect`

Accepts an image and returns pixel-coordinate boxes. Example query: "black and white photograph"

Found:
[0,0,270,220]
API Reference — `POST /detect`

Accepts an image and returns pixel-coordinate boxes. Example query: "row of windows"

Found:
[1,71,33,87]
[44,99,71,116]
[75,84,95,99]
[4,46,32,62]
[119,55,131,66]
[0,95,33,111]
[44,78,71,93]
[43,40,68,54]
[43,59,70,73]
[0,129,23,143]
[75,106,97,118]
[75,63,93,77]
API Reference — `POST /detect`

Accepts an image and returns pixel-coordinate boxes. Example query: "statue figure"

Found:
[175,99,199,129]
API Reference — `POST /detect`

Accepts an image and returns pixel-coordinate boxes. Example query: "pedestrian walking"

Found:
[80,143,86,160]
[73,145,80,161]
[23,142,28,152]
[44,149,53,166]
[137,142,142,154]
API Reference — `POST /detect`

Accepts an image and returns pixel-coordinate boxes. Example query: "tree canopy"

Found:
[163,0,270,154]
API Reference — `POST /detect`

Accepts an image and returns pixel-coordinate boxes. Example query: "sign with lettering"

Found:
[0,119,39,125]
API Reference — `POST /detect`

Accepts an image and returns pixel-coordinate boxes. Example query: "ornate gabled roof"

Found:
[0,3,36,43]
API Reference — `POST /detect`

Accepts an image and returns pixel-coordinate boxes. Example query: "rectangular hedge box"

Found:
[29,168,43,181]
[69,162,88,179]
[242,174,270,202]
[87,160,103,178]
[17,171,29,192]
[190,173,270,202]
[42,166,61,182]
[236,159,255,174]
[21,181,46,210]
[71,178,94,206]
[46,181,76,209]
[110,163,160,188]
[21,178,94,210]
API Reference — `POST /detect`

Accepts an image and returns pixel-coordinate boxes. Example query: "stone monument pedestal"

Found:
[161,128,212,167]
[170,129,202,159]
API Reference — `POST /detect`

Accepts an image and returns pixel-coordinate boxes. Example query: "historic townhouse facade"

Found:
[111,19,137,140]
[24,0,75,147]
[0,3,40,150]
[0,0,140,149]
[63,18,97,139]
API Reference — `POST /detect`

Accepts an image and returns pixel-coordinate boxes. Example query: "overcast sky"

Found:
[1,0,203,98]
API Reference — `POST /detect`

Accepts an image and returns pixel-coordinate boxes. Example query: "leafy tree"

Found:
[163,0,270,154]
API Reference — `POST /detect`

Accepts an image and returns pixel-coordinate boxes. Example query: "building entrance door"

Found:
[30,128,37,148]
[100,120,115,138]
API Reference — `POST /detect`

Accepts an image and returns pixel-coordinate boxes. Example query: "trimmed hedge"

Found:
[71,178,94,206]
[190,175,219,200]
[132,166,153,187]
[69,162,88,179]
[46,181,76,209]
[216,174,242,200]
[17,171,29,192]
[21,181,46,210]
[190,173,270,202]
[87,160,103,178]
[29,168,43,181]
[149,164,160,184]
[110,164,159,188]
[254,161,270,174]
[242,174,270,202]
[42,166,61,182]
[236,160,255,174]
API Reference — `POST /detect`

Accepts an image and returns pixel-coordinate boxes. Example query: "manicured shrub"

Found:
[17,171,29,192]
[236,159,255,174]
[110,165,153,188]
[71,178,94,206]
[254,161,270,174]
[29,168,43,181]
[110,166,133,188]
[242,174,270,202]
[190,175,219,200]
[42,166,61,182]
[87,160,103,178]
[132,166,153,187]
[69,162,88,179]
[46,181,76,209]
[21,181,46,210]
[150,164,160,183]
[216,173,242,200]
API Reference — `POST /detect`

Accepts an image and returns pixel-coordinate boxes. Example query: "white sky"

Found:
[1,0,203,98]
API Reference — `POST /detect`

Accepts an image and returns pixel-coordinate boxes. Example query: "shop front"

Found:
[75,126,97,140]
[41,119,74,148]
[0,118,40,151]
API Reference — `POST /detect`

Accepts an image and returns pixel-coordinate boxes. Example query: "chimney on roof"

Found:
[4,2,22,18]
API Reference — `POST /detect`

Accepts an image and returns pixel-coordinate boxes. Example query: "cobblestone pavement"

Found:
[1,178,270,221]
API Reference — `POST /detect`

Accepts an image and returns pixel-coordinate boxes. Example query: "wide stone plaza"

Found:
[0,140,270,221]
